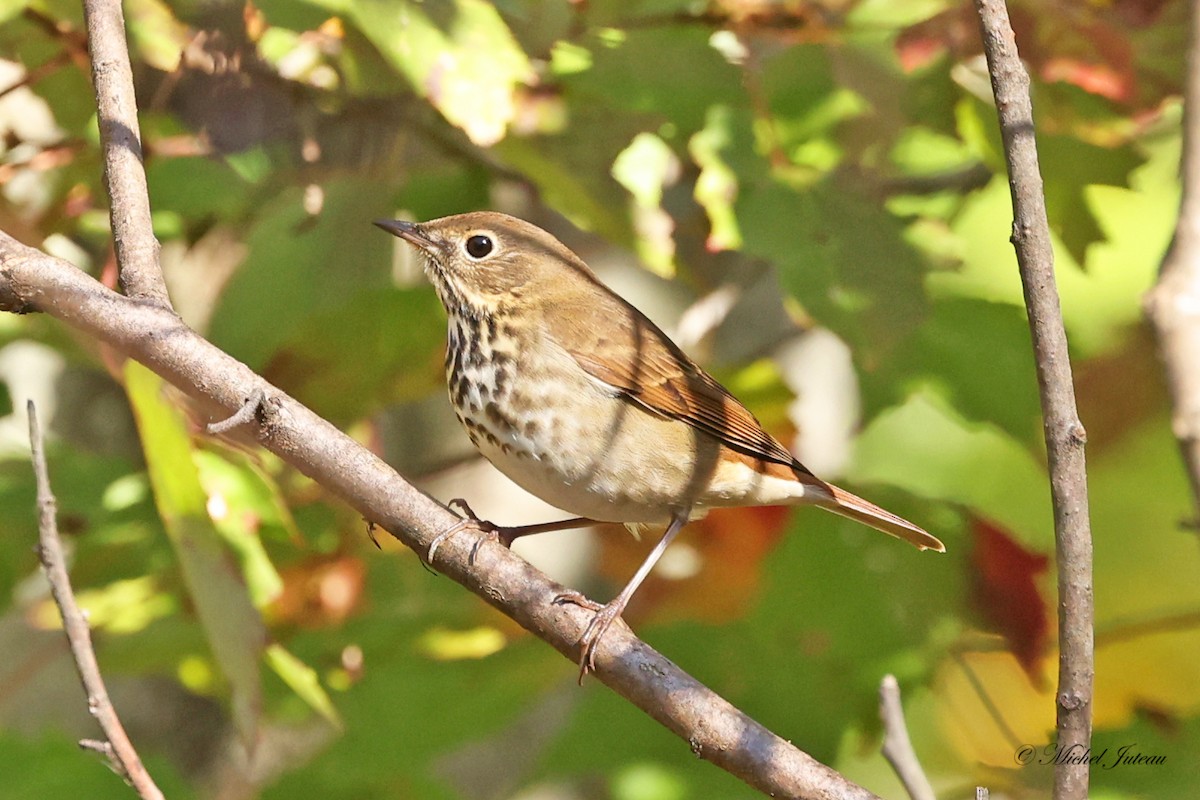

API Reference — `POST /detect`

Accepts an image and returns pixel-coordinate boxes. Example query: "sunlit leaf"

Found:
[1038,134,1142,264]
[868,297,1042,445]
[124,362,266,743]
[849,390,1051,547]
[689,105,743,251]
[494,134,633,245]
[126,0,189,72]
[612,132,678,276]
[334,0,533,146]
[193,450,289,608]
[34,576,176,635]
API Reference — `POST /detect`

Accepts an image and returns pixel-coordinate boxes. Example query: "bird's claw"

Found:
[427,498,513,567]
[553,591,622,682]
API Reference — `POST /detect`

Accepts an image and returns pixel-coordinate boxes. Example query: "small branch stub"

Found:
[207,388,267,435]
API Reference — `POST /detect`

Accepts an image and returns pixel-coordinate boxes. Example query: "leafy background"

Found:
[0,0,1197,798]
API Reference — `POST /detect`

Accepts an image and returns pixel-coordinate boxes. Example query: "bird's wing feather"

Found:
[547,291,802,470]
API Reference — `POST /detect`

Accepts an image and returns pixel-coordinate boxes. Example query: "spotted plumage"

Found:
[375,212,944,676]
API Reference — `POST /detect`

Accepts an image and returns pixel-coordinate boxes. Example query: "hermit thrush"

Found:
[375,212,943,675]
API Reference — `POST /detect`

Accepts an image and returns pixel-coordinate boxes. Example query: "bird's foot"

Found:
[427,499,518,567]
[553,591,624,681]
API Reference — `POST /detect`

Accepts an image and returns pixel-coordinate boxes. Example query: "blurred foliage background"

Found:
[0,0,1196,797]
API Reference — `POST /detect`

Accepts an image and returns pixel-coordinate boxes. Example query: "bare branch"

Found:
[1145,0,1200,522]
[972,3,1095,799]
[878,675,935,800]
[27,400,165,800]
[2,238,880,800]
[81,0,170,306]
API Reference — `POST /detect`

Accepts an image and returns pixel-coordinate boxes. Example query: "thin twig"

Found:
[27,401,165,800]
[972,3,1095,800]
[1145,0,1200,523]
[1,235,880,800]
[878,675,935,800]
[0,50,73,100]
[81,0,170,306]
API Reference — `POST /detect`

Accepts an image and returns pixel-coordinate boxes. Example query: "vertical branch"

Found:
[82,0,171,306]
[28,401,165,800]
[878,675,936,800]
[1145,0,1200,520]
[971,3,1095,800]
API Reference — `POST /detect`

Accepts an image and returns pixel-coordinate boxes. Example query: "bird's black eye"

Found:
[465,235,493,259]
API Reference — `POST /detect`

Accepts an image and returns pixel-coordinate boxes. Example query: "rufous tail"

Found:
[816,484,945,552]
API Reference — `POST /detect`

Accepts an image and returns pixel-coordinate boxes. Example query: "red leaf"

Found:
[970,517,1050,682]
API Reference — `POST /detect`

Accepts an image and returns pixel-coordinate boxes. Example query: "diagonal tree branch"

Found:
[82,0,170,306]
[972,3,1095,799]
[1145,0,1200,523]
[28,400,165,800]
[17,3,906,796]
[0,235,880,800]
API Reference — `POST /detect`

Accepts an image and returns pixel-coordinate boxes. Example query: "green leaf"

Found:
[869,297,1043,446]
[1039,134,1142,265]
[935,150,1171,355]
[0,0,28,28]
[849,389,1052,547]
[262,285,445,422]
[193,450,289,607]
[0,731,192,800]
[760,44,868,162]
[266,643,342,728]
[125,0,189,72]
[124,362,266,743]
[146,156,254,222]
[561,25,742,137]
[336,0,533,145]
[208,178,395,371]
[740,180,929,354]
[689,105,744,251]
[262,557,558,798]
[612,132,678,276]
[494,134,633,245]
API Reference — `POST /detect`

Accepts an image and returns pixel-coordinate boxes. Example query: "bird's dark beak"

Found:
[373,219,437,250]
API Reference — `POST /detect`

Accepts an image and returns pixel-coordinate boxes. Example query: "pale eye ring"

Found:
[465,234,494,259]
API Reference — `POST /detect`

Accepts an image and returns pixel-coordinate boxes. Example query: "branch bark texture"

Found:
[1145,0,1200,520]
[0,237,879,800]
[972,3,1095,799]
[28,401,164,800]
[82,0,169,306]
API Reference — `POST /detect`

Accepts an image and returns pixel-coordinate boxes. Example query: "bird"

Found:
[375,211,944,676]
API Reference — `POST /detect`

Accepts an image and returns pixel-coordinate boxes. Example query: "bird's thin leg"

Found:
[426,498,595,565]
[555,510,689,680]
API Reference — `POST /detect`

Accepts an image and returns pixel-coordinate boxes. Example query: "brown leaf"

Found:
[599,505,790,625]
